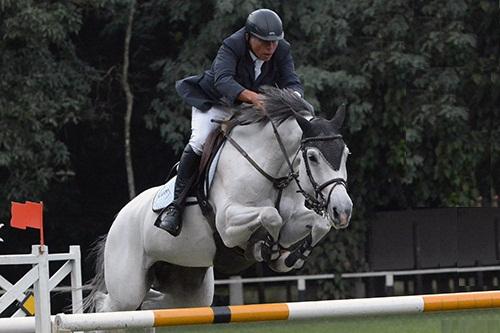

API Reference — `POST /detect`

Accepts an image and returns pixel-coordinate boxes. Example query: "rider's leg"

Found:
[156,105,231,236]
[156,144,200,235]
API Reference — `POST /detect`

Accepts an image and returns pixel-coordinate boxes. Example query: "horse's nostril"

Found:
[333,208,340,220]
[339,212,350,227]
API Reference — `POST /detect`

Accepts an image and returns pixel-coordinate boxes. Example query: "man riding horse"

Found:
[156,8,304,236]
[83,9,352,314]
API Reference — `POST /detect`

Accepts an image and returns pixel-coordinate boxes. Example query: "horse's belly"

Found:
[144,205,216,267]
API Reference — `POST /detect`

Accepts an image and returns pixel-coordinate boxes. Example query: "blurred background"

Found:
[1,0,499,313]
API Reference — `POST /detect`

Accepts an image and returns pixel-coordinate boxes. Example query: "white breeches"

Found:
[188,106,232,155]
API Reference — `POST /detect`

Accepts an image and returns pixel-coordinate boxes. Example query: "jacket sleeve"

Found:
[212,43,246,105]
[277,45,304,96]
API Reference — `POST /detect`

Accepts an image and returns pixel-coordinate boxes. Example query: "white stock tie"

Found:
[254,59,264,80]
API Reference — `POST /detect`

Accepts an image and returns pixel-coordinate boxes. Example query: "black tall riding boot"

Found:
[155,144,201,236]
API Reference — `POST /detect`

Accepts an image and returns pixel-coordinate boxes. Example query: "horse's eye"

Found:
[308,152,318,163]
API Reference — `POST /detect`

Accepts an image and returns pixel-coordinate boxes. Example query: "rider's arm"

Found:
[213,43,263,108]
[237,89,263,109]
[212,43,246,105]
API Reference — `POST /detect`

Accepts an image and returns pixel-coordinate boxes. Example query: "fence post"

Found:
[297,278,306,301]
[32,245,51,333]
[229,276,244,305]
[69,246,84,314]
[385,273,394,296]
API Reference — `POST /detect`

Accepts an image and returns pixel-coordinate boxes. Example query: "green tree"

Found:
[287,0,498,298]
[465,1,500,206]
[0,0,97,218]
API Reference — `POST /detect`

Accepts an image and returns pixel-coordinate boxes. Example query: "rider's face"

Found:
[248,36,278,61]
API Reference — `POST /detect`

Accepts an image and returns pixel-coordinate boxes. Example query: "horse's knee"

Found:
[259,207,283,239]
[311,220,331,246]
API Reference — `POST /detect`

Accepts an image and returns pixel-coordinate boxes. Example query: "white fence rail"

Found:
[0,245,83,333]
[218,265,500,304]
[1,245,499,333]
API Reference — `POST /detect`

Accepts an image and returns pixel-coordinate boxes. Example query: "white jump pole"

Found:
[0,316,57,333]
[53,290,500,332]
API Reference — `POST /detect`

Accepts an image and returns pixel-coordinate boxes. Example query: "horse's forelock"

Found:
[261,87,313,119]
[233,87,313,125]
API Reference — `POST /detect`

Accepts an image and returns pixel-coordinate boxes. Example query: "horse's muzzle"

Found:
[330,208,351,230]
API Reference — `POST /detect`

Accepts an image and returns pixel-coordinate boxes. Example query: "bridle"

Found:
[298,135,347,218]
[265,115,348,221]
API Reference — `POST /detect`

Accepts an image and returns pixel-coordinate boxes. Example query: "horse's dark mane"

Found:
[233,86,313,125]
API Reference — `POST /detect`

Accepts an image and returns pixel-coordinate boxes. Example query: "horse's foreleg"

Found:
[216,204,283,248]
[269,210,332,273]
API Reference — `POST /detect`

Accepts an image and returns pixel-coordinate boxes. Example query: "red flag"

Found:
[10,201,43,230]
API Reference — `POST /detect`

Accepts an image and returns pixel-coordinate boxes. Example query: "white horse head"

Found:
[263,103,353,272]
[294,107,352,229]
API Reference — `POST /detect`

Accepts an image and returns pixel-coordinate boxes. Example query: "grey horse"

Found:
[84,88,353,315]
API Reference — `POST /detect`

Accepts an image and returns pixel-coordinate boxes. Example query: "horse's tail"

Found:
[82,234,107,312]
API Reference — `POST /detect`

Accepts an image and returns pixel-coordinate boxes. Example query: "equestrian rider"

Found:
[156,8,304,236]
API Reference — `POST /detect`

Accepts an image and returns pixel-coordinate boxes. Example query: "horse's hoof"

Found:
[293,259,305,269]
[252,240,267,262]
[267,252,294,273]
[270,244,280,261]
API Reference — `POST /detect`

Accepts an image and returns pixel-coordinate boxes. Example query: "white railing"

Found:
[0,246,498,333]
[0,245,83,333]
[217,265,500,304]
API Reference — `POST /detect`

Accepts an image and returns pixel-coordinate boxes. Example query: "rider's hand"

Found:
[252,94,264,110]
[238,89,264,110]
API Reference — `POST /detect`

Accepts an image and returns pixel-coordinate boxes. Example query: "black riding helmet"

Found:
[245,9,284,41]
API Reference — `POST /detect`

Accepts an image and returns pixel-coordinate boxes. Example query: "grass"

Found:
[124,308,500,333]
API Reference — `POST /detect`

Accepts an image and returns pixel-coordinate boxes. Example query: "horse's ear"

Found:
[330,103,347,129]
[294,112,312,135]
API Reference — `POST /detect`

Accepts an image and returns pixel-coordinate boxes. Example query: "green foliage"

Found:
[147,0,256,152]
[292,0,500,298]
[0,0,97,217]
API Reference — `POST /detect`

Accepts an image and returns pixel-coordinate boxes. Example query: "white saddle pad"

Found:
[152,142,225,212]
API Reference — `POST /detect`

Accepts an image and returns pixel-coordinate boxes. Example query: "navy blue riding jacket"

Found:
[176,28,303,111]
